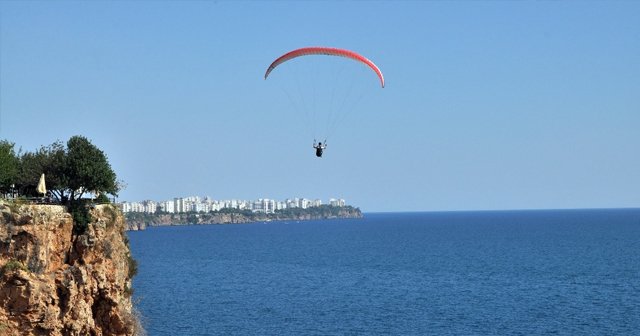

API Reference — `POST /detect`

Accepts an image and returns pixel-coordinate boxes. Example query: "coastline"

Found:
[124,205,363,230]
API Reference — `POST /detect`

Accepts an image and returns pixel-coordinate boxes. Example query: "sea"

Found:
[127,209,640,336]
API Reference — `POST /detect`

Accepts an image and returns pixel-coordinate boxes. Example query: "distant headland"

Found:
[118,196,363,230]
[124,205,363,230]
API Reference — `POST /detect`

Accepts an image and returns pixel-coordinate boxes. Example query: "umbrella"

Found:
[37,173,47,196]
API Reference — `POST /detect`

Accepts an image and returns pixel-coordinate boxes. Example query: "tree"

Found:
[15,141,66,198]
[65,135,119,202]
[42,141,68,201]
[0,140,19,194]
[4,135,120,204]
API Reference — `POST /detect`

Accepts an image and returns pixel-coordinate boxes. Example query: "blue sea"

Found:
[128,209,640,335]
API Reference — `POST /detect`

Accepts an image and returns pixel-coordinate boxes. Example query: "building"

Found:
[330,198,346,207]
[160,200,175,213]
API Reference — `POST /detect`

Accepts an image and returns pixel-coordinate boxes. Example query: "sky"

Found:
[1,1,639,212]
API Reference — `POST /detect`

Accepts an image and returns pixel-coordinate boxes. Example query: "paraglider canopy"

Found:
[265,47,385,88]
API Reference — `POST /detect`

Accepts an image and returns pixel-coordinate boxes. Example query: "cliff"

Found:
[0,201,142,336]
[125,205,363,230]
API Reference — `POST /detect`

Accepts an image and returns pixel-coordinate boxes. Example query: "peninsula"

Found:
[124,205,363,230]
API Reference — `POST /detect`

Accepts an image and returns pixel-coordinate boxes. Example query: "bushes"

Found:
[127,253,138,279]
[1,259,28,275]
[69,201,92,235]
[95,193,111,204]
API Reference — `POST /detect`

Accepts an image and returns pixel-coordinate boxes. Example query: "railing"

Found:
[1,196,60,205]
[2,194,115,206]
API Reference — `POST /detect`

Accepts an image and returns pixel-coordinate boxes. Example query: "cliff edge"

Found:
[0,202,142,336]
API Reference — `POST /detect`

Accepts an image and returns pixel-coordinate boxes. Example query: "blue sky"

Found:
[1,1,639,212]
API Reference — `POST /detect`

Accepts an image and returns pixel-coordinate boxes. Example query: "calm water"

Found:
[128,209,640,335]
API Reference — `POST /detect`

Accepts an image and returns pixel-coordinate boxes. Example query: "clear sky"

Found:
[1,1,639,212]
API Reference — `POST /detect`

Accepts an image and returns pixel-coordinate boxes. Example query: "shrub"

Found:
[69,201,92,234]
[2,259,28,275]
[102,205,119,228]
[127,254,138,279]
[96,193,111,204]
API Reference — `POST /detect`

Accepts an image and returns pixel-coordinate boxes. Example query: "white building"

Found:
[253,199,276,214]
[142,200,157,214]
[330,198,346,207]
[160,200,175,213]
[119,202,132,213]
[174,198,184,213]
[299,198,311,209]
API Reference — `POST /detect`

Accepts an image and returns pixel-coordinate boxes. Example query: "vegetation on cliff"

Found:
[0,136,120,203]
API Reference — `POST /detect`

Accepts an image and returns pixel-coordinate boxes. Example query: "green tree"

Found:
[65,135,119,201]
[0,140,19,194]
[16,141,67,198]
[42,141,68,201]
[16,151,41,196]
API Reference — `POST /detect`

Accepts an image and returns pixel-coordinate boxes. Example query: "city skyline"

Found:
[118,195,348,215]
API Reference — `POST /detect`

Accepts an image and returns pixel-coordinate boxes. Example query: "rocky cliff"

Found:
[0,201,142,336]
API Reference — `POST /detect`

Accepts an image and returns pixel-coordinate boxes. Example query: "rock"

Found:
[0,202,143,335]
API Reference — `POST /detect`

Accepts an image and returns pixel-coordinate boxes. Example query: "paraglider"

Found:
[264,47,384,157]
[313,140,327,158]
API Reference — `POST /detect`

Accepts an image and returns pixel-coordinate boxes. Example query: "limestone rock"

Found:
[0,202,143,336]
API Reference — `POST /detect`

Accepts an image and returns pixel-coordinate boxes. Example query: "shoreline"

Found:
[124,205,363,230]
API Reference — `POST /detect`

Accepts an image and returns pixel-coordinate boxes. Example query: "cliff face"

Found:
[0,202,142,336]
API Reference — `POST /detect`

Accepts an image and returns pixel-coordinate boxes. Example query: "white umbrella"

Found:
[37,173,47,196]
